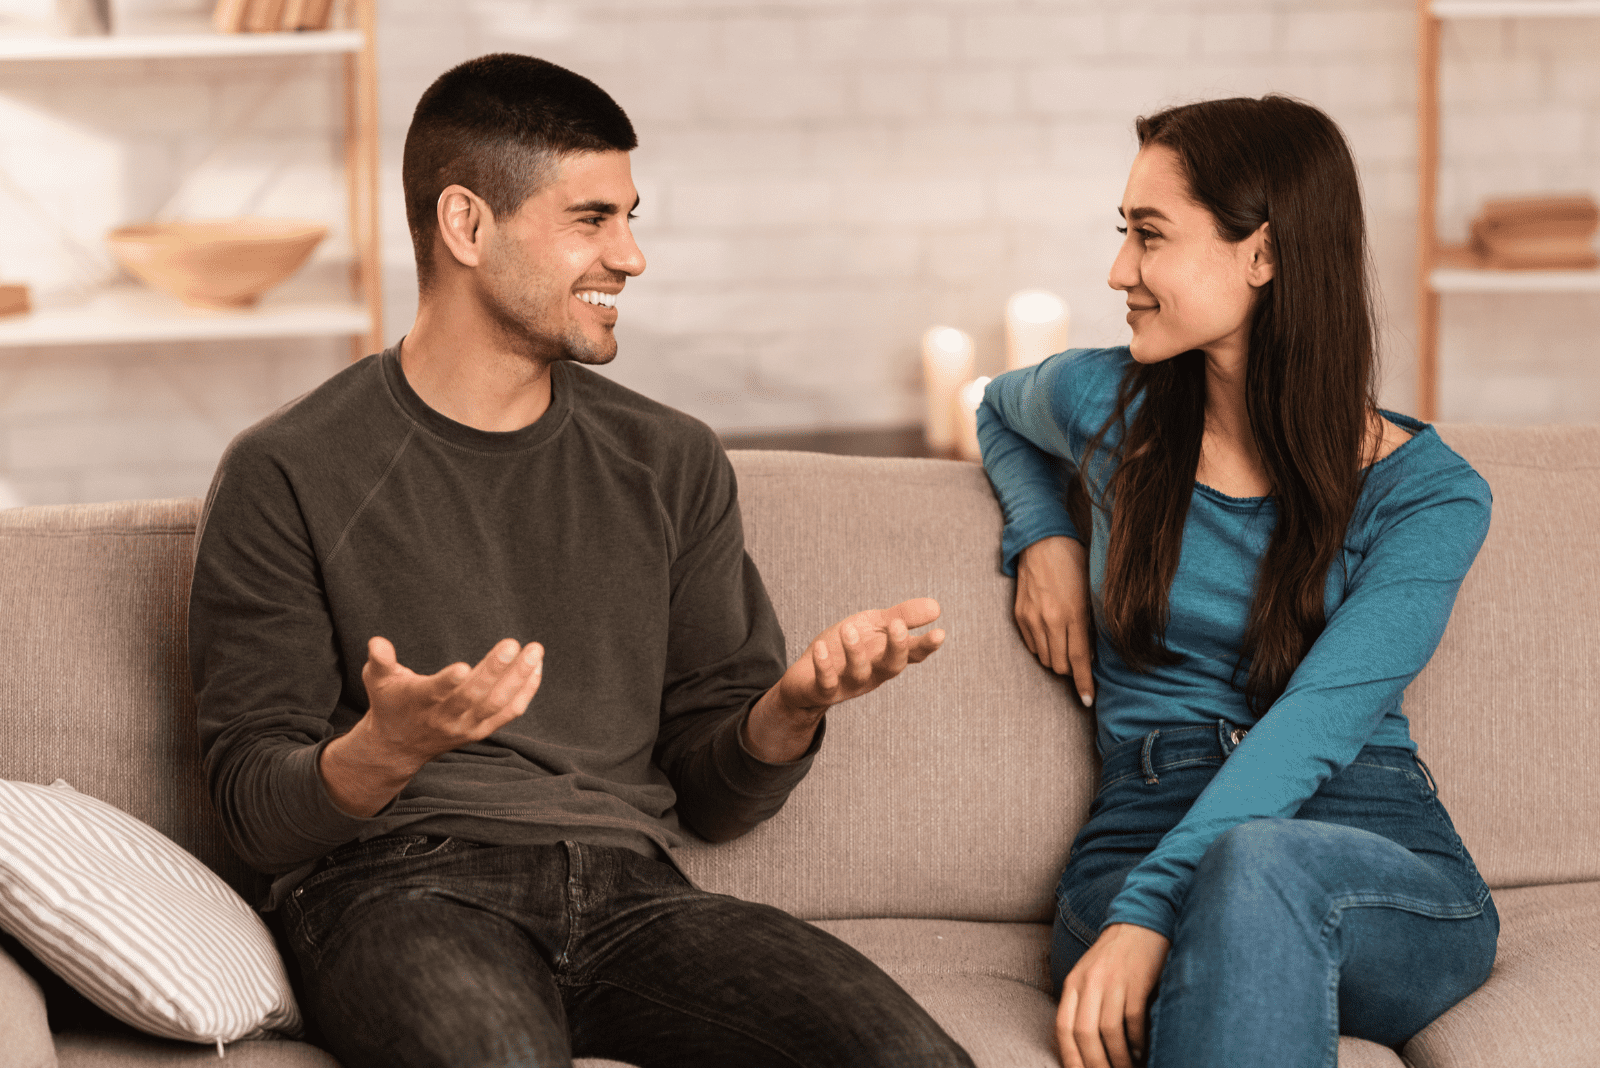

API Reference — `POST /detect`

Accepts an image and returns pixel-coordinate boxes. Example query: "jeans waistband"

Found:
[1099,721,1428,790]
[1099,722,1243,787]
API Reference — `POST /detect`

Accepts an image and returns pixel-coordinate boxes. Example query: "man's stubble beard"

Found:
[481,245,618,368]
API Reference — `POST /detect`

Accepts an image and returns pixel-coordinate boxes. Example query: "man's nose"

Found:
[607,227,646,278]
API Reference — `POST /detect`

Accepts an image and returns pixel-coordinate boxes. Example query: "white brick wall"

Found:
[0,0,1595,505]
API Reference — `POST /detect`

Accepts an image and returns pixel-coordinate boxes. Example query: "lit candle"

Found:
[1005,289,1070,371]
[922,326,975,453]
[955,376,992,463]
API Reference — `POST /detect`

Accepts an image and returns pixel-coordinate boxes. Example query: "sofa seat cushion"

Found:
[813,918,1406,1067]
[56,1034,338,1067]
[1404,880,1600,1068]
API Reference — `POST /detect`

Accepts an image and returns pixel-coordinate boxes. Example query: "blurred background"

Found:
[0,0,1595,505]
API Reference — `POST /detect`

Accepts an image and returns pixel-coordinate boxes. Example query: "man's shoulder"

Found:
[561,364,724,475]
[226,352,400,470]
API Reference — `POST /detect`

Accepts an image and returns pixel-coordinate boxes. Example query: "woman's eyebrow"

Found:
[1119,206,1172,223]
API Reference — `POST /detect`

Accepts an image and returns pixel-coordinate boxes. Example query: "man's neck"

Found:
[401,301,555,433]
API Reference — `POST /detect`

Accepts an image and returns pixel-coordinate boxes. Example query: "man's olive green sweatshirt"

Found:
[190,347,815,909]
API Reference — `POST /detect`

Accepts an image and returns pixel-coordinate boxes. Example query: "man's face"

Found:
[476,149,645,365]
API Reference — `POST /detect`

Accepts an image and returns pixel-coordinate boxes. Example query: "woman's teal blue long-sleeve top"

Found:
[976,347,1492,940]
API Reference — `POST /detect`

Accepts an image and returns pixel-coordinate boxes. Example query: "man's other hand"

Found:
[744,598,944,763]
[321,637,544,817]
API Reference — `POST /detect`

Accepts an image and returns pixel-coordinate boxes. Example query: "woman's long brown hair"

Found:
[1085,95,1380,716]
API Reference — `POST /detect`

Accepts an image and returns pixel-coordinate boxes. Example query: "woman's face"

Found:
[1109,144,1273,367]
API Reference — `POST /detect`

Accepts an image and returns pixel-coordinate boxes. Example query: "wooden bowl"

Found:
[106,218,328,310]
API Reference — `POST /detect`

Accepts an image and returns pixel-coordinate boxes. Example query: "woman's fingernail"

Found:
[1080,692,1094,707]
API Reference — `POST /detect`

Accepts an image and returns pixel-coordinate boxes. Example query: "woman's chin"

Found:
[1128,337,1182,365]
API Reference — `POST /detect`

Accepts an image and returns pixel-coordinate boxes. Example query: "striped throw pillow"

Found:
[0,779,301,1048]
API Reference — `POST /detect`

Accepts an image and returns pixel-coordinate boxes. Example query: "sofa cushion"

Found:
[1403,880,1600,1068]
[680,452,1098,924]
[1,940,56,1068]
[1413,426,1600,890]
[0,778,300,1047]
[55,1035,337,1067]
[813,918,1406,1067]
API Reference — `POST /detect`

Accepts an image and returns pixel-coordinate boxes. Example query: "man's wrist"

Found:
[319,717,423,817]
[742,686,824,764]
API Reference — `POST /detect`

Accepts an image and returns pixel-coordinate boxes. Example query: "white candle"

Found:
[1005,289,1070,371]
[955,376,992,463]
[922,326,975,452]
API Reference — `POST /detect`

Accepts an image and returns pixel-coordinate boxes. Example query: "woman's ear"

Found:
[1246,221,1275,287]
[435,184,494,271]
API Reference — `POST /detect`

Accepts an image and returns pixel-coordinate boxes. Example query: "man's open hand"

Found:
[321,636,544,817]
[744,598,944,763]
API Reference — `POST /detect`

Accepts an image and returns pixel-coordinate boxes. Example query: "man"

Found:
[190,53,973,1068]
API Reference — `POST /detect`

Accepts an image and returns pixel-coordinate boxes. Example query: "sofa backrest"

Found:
[1,425,1596,922]
[677,453,1093,923]
[1400,425,1600,891]
[0,499,262,901]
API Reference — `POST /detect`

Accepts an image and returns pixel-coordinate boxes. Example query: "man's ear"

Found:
[435,184,493,270]
[1246,221,1275,287]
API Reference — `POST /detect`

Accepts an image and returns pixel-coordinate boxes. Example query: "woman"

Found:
[976,95,1497,1068]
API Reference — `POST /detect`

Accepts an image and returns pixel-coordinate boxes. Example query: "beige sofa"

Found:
[2,426,1598,1067]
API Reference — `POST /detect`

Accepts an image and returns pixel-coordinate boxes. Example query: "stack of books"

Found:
[212,0,337,33]
[1442,194,1599,271]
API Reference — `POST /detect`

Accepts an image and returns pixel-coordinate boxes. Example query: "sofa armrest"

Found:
[1,940,57,1068]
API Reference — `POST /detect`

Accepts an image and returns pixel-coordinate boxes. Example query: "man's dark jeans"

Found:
[282,835,974,1068]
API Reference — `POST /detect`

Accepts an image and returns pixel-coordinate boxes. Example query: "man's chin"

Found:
[563,340,618,367]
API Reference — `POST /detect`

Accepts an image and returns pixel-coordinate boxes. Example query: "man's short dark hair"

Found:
[402,53,637,290]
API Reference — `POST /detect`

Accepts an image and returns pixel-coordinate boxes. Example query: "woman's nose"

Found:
[1108,240,1139,292]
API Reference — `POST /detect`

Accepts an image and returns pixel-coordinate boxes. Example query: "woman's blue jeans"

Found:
[1051,723,1498,1067]
[281,837,972,1068]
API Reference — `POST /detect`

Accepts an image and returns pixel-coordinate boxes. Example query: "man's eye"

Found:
[1116,225,1128,235]
[627,212,639,221]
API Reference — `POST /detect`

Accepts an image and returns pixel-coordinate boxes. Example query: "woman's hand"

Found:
[1016,535,1096,706]
[1057,923,1171,1068]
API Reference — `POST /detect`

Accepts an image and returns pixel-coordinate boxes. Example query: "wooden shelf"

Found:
[0,1,381,356]
[1432,267,1600,292]
[0,27,362,61]
[1431,1,1600,17]
[0,279,370,347]
[1414,0,1600,419]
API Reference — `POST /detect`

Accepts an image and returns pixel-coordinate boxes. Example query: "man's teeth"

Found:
[576,291,616,308]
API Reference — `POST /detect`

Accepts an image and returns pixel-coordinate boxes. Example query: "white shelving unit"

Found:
[1415,0,1600,418]
[0,27,363,60]
[0,8,381,353]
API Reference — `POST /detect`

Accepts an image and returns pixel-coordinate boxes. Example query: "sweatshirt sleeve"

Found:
[651,444,813,843]
[189,436,383,875]
[1102,465,1493,938]
[977,349,1113,576]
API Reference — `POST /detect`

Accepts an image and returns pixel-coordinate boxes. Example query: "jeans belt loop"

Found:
[1141,729,1161,785]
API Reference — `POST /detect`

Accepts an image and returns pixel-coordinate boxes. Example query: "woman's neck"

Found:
[1197,348,1271,498]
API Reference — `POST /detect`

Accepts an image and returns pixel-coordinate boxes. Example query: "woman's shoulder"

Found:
[1029,346,1134,437]
[1356,413,1492,539]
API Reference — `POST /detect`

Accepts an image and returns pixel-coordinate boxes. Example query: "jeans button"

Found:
[1230,727,1247,746]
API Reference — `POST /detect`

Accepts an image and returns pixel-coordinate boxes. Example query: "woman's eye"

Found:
[1116,225,1128,235]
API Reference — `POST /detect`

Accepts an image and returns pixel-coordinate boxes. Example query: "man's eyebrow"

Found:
[1119,206,1171,223]
[565,195,643,215]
